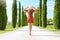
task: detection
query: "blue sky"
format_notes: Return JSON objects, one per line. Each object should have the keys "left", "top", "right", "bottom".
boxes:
{"left": 6, "top": 0, "right": 54, "bottom": 22}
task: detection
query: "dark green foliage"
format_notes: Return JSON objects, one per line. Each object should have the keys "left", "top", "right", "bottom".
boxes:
{"left": 18, "top": 2, "right": 21, "bottom": 27}
{"left": 42, "top": 0, "right": 47, "bottom": 28}
{"left": 34, "top": 7, "right": 39, "bottom": 26}
{"left": 54, "top": 0, "right": 60, "bottom": 29}
{"left": 0, "top": 0, "right": 7, "bottom": 30}
{"left": 39, "top": 0, "right": 42, "bottom": 27}
{"left": 12, "top": 0, "right": 17, "bottom": 28}
{"left": 22, "top": 7, "right": 27, "bottom": 26}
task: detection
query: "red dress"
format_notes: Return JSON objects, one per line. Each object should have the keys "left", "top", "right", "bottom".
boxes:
{"left": 25, "top": 9, "right": 35, "bottom": 23}
{"left": 27, "top": 15, "right": 34, "bottom": 23}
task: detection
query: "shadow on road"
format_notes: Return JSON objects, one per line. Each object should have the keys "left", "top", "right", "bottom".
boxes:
{"left": 31, "top": 34, "right": 60, "bottom": 37}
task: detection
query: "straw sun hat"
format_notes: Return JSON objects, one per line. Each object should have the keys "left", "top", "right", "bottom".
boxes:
{"left": 26, "top": 5, "right": 35, "bottom": 10}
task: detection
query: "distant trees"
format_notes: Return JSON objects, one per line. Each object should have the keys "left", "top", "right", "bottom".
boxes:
{"left": 54, "top": 0, "right": 60, "bottom": 29}
{"left": 18, "top": 2, "right": 21, "bottom": 27}
{"left": 34, "top": 0, "right": 47, "bottom": 27}
{"left": 12, "top": 0, "right": 17, "bottom": 28}
{"left": 47, "top": 18, "right": 53, "bottom": 25}
{"left": 34, "top": 0, "right": 42, "bottom": 26}
{"left": 34, "top": 7, "right": 39, "bottom": 26}
{"left": 0, "top": 0, "right": 7, "bottom": 30}
{"left": 22, "top": 7, "right": 27, "bottom": 26}
{"left": 42, "top": 0, "right": 47, "bottom": 28}
{"left": 1, "top": 0, "right": 60, "bottom": 30}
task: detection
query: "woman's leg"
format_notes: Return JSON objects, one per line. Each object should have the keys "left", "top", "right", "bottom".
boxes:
{"left": 29, "top": 23, "right": 33, "bottom": 35}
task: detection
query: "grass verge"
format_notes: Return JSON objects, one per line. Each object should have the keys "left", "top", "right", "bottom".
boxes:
{"left": 39, "top": 25, "right": 60, "bottom": 34}
{"left": 0, "top": 25, "right": 21, "bottom": 34}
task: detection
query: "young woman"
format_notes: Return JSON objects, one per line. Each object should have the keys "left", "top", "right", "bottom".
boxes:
{"left": 24, "top": 6, "right": 37, "bottom": 35}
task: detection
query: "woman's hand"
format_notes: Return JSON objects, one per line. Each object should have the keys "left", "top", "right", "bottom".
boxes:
{"left": 24, "top": 7, "right": 29, "bottom": 12}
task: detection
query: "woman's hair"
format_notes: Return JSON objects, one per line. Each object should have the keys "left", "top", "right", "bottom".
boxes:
{"left": 28, "top": 9, "right": 33, "bottom": 15}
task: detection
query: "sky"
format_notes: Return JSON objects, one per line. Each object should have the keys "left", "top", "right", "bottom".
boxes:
{"left": 6, "top": 0, "right": 54, "bottom": 22}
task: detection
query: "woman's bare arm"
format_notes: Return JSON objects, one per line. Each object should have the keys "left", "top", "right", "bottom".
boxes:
{"left": 33, "top": 7, "right": 38, "bottom": 12}
{"left": 24, "top": 7, "right": 29, "bottom": 12}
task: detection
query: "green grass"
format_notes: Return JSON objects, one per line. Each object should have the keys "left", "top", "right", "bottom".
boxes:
{"left": 39, "top": 25, "right": 60, "bottom": 34}
{"left": 46, "top": 25, "right": 55, "bottom": 30}
{"left": 0, "top": 25, "right": 21, "bottom": 34}
{"left": 47, "top": 25, "right": 60, "bottom": 34}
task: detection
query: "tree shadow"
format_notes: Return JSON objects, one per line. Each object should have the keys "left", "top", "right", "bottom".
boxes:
{"left": 4, "top": 30, "right": 28, "bottom": 32}
{"left": 31, "top": 34, "right": 60, "bottom": 37}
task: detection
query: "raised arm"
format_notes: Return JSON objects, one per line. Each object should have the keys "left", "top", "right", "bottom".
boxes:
{"left": 24, "top": 7, "right": 28, "bottom": 12}
{"left": 33, "top": 7, "right": 38, "bottom": 12}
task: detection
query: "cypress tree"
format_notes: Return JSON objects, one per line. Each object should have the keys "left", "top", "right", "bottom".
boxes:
{"left": 54, "top": 0, "right": 60, "bottom": 29}
{"left": 22, "top": 6, "right": 27, "bottom": 26}
{"left": 0, "top": 0, "right": 7, "bottom": 30}
{"left": 18, "top": 2, "right": 21, "bottom": 27}
{"left": 39, "top": 0, "right": 42, "bottom": 27}
{"left": 42, "top": 0, "right": 47, "bottom": 28}
{"left": 12, "top": 0, "right": 17, "bottom": 28}
{"left": 34, "top": 7, "right": 39, "bottom": 26}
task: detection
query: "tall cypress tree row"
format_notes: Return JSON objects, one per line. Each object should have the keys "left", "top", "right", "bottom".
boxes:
{"left": 39, "top": 0, "right": 42, "bottom": 27}
{"left": 54, "top": 0, "right": 60, "bottom": 29}
{"left": 12, "top": 0, "right": 17, "bottom": 28}
{"left": 42, "top": 0, "right": 47, "bottom": 28}
{"left": 34, "top": 7, "right": 39, "bottom": 26}
{"left": 22, "top": 6, "right": 27, "bottom": 26}
{"left": 0, "top": 0, "right": 7, "bottom": 30}
{"left": 18, "top": 2, "right": 21, "bottom": 27}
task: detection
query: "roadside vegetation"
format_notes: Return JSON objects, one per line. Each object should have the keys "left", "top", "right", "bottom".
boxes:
{"left": 0, "top": 25, "right": 21, "bottom": 34}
